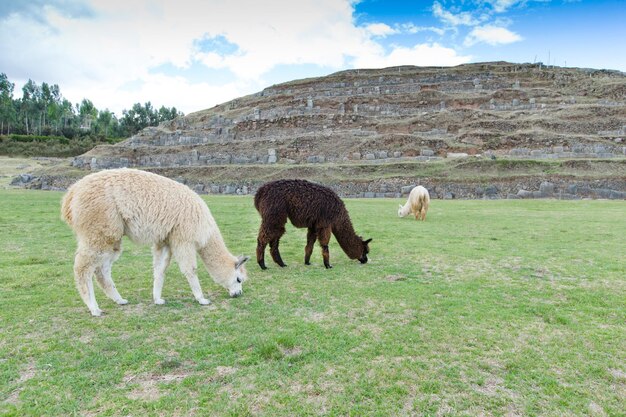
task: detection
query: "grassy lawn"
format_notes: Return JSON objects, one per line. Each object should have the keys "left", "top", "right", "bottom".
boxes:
{"left": 1, "top": 190, "right": 624, "bottom": 416}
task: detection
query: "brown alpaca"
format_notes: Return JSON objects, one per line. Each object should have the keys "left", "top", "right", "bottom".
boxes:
{"left": 254, "top": 179, "right": 372, "bottom": 269}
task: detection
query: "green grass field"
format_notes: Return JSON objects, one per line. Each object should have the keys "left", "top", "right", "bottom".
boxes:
{"left": 1, "top": 190, "right": 624, "bottom": 416}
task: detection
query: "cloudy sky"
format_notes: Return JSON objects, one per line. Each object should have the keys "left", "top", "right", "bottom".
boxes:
{"left": 1, "top": 0, "right": 624, "bottom": 116}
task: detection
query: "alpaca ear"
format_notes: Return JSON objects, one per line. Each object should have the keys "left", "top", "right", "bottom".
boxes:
{"left": 364, "top": 238, "right": 372, "bottom": 244}
{"left": 235, "top": 255, "right": 250, "bottom": 269}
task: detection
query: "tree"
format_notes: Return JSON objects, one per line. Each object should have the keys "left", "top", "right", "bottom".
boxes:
{"left": 97, "top": 109, "right": 116, "bottom": 137}
{"left": 77, "top": 98, "right": 98, "bottom": 131}
{"left": 21, "top": 79, "right": 41, "bottom": 134}
{"left": 0, "top": 73, "right": 16, "bottom": 134}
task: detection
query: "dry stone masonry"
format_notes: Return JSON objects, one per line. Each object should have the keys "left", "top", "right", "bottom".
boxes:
{"left": 53, "top": 62, "right": 626, "bottom": 199}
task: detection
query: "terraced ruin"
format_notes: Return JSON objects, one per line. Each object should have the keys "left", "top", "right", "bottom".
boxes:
{"left": 25, "top": 61, "right": 626, "bottom": 199}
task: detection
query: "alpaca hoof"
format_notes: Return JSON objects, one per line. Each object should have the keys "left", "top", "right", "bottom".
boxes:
{"left": 154, "top": 298, "right": 166, "bottom": 305}
{"left": 279, "top": 263, "right": 287, "bottom": 268}
{"left": 117, "top": 298, "right": 129, "bottom": 305}
{"left": 325, "top": 264, "right": 333, "bottom": 269}
{"left": 198, "top": 298, "right": 211, "bottom": 305}
{"left": 90, "top": 308, "right": 103, "bottom": 317}
{"left": 305, "top": 261, "right": 311, "bottom": 265}
{"left": 259, "top": 265, "right": 267, "bottom": 270}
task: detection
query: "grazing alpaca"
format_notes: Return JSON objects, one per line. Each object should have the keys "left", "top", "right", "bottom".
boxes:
{"left": 254, "top": 179, "right": 371, "bottom": 269}
{"left": 61, "top": 168, "right": 249, "bottom": 316}
{"left": 398, "top": 185, "right": 430, "bottom": 221}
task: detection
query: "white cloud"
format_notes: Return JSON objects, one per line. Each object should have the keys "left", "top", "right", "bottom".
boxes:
{"left": 0, "top": 0, "right": 382, "bottom": 114}
{"left": 364, "top": 23, "right": 398, "bottom": 37}
{"left": 482, "top": 0, "right": 525, "bottom": 13}
{"left": 464, "top": 25, "right": 523, "bottom": 46}
{"left": 352, "top": 43, "right": 471, "bottom": 69}
{"left": 432, "top": 1, "right": 481, "bottom": 26}
{"left": 0, "top": 0, "right": 476, "bottom": 115}
{"left": 400, "top": 23, "right": 446, "bottom": 36}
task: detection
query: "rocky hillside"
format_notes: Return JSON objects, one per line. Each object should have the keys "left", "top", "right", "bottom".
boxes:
{"left": 28, "top": 62, "right": 626, "bottom": 199}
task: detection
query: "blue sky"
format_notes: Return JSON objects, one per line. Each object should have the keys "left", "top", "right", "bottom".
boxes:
{"left": 1, "top": 0, "right": 624, "bottom": 116}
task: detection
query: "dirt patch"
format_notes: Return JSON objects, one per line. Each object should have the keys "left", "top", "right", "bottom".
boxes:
{"left": 4, "top": 360, "right": 37, "bottom": 405}
{"left": 122, "top": 369, "right": 194, "bottom": 401}
{"left": 609, "top": 368, "right": 626, "bottom": 380}
{"left": 279, "top": 346, "right": 303, "bottom": 357}
{"left": 385, "top": 274, "right": 407, "bottom": 282}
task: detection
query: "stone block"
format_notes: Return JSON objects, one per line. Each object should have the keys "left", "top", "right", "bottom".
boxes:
{"left": 517, "top": 189, "right": 533, "bottom": 198}
{"left": 447, "top": 152, "right": 468, "bottom": 158}
{"left": 401, "top": 185, "right": 415, "bottom": 194}
{"left": 421, "top": 149, "right": 434, "bottom": 157}
{"left": 552, "top": 146, "right": 564, "bottom": 153}
{"left": 210, "top": 185, "right": 220, "bottom": 194}
{"left": 364, "top": 192, "right": 375, "bottom": 198}
{"left": 393, "top": 151, "right": 402, "bottom": 158}
{"left": 507, "top": 194, "right": 520, "bottom": 199}
{"left": 268, "top": 155, "right": 277, "bottom": 164}
{"left": 365, "top": 153, "right": 375, "bottom": 160}
{"left": 307, "top": 156, "right": 318, "bottom": 163}
{"left": 352, "top": 152, "right": 361, "bottom": 160}
{"left": 539, "top": 181, "right": 555, "bottom": 195}
{"left": 224, "top": 185, "right": 236, "bottom": 194}
{"left": 377, "top": 151, "right": 388, "bottom": 159}
{"left": 268, "top": 148, "right": 276, "bottom": 156}
{"left": 485, "top": 185, "right": 498, "bottom": 196}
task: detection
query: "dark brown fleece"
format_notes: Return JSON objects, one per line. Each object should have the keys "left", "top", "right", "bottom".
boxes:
{"left": 254, "top": 179, "right": 371, "bottom": 269}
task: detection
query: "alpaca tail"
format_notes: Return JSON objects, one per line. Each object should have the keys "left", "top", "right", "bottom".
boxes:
{"left": 61, "top": 187, "right": 75, "bottom": 226}
{"left": 253, "top": 187, "right": 265, "bottom": 211}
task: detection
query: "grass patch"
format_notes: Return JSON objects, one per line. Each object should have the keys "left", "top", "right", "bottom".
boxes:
{"left": 0, "top": 190, "right": 624, "bottom": 416}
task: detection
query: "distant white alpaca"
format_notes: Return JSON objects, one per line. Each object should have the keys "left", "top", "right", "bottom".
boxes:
{"left": 398, "top": 185, "right": 430, "bottom": 221}
{"left": 61, "top": 168, "right": 249, "bottom": 316}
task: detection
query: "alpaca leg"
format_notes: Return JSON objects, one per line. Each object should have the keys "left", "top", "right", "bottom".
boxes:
{"left": 256, "top": 237, "right": 268, "bottom": 270}
{"left": 318, "top": 227, "right": 332, "bottom": 269}
{"left": 269, "top": 238, "right": 287, "bottom": 267}
{"left": 257, "top": 216, "right": 287, "bottom": 268}
{"left": 421, "top": 208, "right": 427, "bottom": 221}
{"left": 415, "top": 203, "right": 422, "bottom": 220}
{"left": 94, "top": 242, "right": 127, "bottom": 305}
{"left": 74, "top": 246, "right": 103, "bottom": 316}
{"left": 152, "top": 243, "right": 172, "bottom": 305}
{"left": 173, "top": 244, "right": 209, "bottom": 305}
{"left": 304, "top": 227, "right": 317, "bottom": 265}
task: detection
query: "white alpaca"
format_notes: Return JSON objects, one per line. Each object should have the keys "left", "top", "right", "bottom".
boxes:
{"left": 398, "top": 185, "right": 430, "bottom": 221}
{"left": 61, "top": 168, "right": 249, "bottom": 316}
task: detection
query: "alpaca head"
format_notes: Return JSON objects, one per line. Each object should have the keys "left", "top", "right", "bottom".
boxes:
{"left": 225, "top": 255, "right": 250, "bottom": 297}
{"left": 398, "top": 204, "right": 408, "bottom": 217}
{"left": 358, "top": 238, "right": 372, "bottom": 264}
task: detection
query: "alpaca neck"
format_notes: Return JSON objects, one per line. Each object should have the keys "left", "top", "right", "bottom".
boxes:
{"left": 332, "top": 219, "right": 362, "bottom": 259}
{"left": 198, "top": 231, "right": 236, "bottom": 285}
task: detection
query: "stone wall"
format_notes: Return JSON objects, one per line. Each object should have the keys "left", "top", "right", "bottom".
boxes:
{"left": 16, "top": 174, "right": 624, "bottom": 200}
